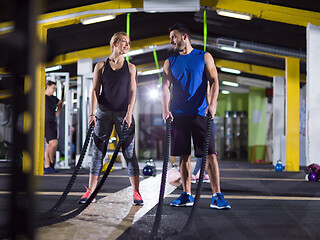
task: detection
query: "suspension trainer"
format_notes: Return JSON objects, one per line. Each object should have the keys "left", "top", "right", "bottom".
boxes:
{"left": 182, "top": 113, "right": 212, "bottom": 231}
{"left": 150, "top": 118, "right": 171, "bottom": 238}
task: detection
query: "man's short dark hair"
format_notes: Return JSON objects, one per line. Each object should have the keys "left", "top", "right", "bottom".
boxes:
{"left": 169, "top": 23, "right": 191, "bottom": 39}
{"left": 46, "top": 80, "right": 56, "bottom": 86}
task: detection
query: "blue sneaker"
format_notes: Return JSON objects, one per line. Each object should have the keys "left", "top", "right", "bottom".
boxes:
{"left": 210, "top": 193, "right": 231, "bottom": 209}
{"left": 170, "top": 192, "right": 194, "bottom": 207}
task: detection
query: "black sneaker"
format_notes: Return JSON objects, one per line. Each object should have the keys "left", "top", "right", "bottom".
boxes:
{"left": 50, "top": 162, "right": 55, "bottom": 169}
{"left": 44, "top": 166, "right": 57, "bottom": 174}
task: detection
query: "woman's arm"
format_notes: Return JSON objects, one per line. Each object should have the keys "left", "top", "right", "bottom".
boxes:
{"left": 88, "top": 61, "right": 104, "bottom": 127}
{"left": 123, "top": 61, "right": 137, "bottom": 128}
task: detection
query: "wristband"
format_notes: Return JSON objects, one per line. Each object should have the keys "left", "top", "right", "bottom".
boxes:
{"left": 89, "top": 114, "right": 95, "bottom": 117}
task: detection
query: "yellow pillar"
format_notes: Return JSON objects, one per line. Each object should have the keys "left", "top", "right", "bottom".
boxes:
{"left": 22, "top": 76, "right": 33, "bottom": 173}
{"left": 33, "top": 26, "right": 47, "bottom": 175}
{"left": 285, "top": 57, "right": 300, "bottom": 171}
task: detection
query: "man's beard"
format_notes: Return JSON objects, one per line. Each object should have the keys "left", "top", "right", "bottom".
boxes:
{"left": 173, "top": 41, "right": 184, "bottom": 52}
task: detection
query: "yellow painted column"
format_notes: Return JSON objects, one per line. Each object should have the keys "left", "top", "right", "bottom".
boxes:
{"left": 285, "top": 57, "right": 300, "bottom": 171}
{"left": 33, "top": 26, "right": 47, "bottom": 175}
{"left": 22, "top": 76, "right": 33, "bottom": 173}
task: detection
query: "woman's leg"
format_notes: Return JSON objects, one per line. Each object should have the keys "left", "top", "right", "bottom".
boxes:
{"left": 114, "top": 113, "right": 143, "bottom": 204}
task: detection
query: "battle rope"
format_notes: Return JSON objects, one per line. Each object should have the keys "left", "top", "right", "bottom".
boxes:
{"left": 0, "top": 124, "right": 128, "bottom": 239}
{"left": 150, "top": 118, "right": 171, "bottom": 238}
{"left": 36, "top": 124, "right": 129, "bottom": 228}
{"left": 0, "top": 124, "right": 95, "bottom": 239}
{"left": 182, "top": 113, "right": 212, "bottom": 231}
{"left": 38, "top": 123, "right": 94, "bottom": 220}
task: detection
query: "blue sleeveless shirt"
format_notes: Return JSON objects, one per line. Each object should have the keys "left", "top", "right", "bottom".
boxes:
{"left": 168, "top": 49, "right": 208, "bottom": 116}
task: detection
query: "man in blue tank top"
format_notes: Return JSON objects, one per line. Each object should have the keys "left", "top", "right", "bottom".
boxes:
{"left": 162, "top": 23, "right": 231, "bottom": 209}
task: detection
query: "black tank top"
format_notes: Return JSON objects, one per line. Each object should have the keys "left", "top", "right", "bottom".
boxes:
{"left": 98, "top": 58, "right": 130, "bottom": 111}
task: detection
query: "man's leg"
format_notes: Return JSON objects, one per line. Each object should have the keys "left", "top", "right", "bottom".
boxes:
{"left": 46, "top": 139, "right": 58, "bottom": 165}
{"left": 206, "top": 153, "right": 220, "bottom": 194}
{"left": 206, "top": 153, "right": 231, "bottom": 209}
{"left": 48, "top": 139, "right": 58, "bottom": 164}
{"left": 180, "top": 155, "right": 192, "bottom": 193}
{"left": 44, "top": 139, "right": 58, "bottom": 173}
{"left": 44, "top": 143, "right": 50, "bottom": 168}
{"left": 170, "top": 155, "right": 194, "bottom": 207}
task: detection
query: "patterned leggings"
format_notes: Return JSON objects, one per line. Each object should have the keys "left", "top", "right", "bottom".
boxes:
{"left": 90, "top": 106, "right": 139, "bottom": 177}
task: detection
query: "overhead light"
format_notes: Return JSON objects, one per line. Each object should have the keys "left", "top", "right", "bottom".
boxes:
{"left": 138, "top": 68, "right": 163, "bottom": 76}
{"left": 222, "top": 81, "right": 239, "bottom": 87}
{"left": 221, "top": 90, "right": 230, "bottom": 94}
{"left": 220, "top": 46, "right": 244, "bottom": 53}
{"left": 81, "top": 14, "right": 116, "bottom": 25}
{"left": 216, "top": 9, "right": 252, "bottom": 20}
{"left": 148, "top": 88, "right": 160, "bottom": 100}
{"left": 220, "top": 67, "right": 241, "bottom": 74}
{"left": 124, "top": 49, "right": 144, "bottom": 57}
{"left": 237, "top": 76, "right": 272, "bottom": 88}
{"left": 222, "top": 85, "right": 249, "bottom": 93}
{"left": 45, "top": 65, "right": 62, "bottom": 72}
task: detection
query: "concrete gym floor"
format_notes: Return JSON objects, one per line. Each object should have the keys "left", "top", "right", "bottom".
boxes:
{"left": 0, "top": 160, "right": 319, "bottom": 240}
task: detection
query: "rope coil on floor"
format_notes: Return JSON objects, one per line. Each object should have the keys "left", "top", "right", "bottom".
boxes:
{"left": 150, "top": 118, "right": 171, "bottom": 238}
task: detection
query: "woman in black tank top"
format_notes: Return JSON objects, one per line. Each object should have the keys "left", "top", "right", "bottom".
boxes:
{"left": 78, "top": 32, "right": 143, "bottom": 206}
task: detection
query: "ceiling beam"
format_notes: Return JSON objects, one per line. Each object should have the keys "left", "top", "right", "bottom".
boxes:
{"left": 204, "top": 0, "right": 320, "bottom": 27}
{"left": 215, "top": 58, "right": 306, "bottom": 82}
{"left": 0, "top": 0, "right": 144, "bottom": 34}
{"left": 48, "top": 35, "right": 169, "bottom": 66}
{"left": 38, "top": 0, "right": 143, "bottom": 29}
{"left": 1, "top": 31, "right": 306, "bottom": 82}
{"left": 47, "top": 34, "right": 306, "bottom": 81}
{"left": 2, "top": 0, "right": 319, "bottom": 34}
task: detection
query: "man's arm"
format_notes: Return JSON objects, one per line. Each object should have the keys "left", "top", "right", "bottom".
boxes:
{"left": 55, "top": 100, "right": 63, "bottom": 117}
{"left": 161, "top": 59, "right": 174, "bottom": 122}
{"left": 204, "top": 52, "right": 219, "bottom": 117}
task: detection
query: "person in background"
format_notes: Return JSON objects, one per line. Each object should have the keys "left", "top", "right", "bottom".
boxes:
{"left": 191, "top": 123, "right": 217, "bottom": 183}
{"left": 191, "top": 158, "right": 210, "bottom": 183}
{"left": 44, "top": 80, "right": 62, "bottom": 174}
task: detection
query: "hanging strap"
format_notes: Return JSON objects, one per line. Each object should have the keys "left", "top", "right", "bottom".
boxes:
{"left": 126, "top": 13, "right": 130, "bottom": 62}
{"left": 203, "top": 10, "right": 207, "bottom": 51}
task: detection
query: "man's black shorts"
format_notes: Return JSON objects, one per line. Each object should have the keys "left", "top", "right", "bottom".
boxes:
{"left": 171, "top": 115, "right": 215, "bottom": 158}
{"left": 45, "top": 121, "right": 57, "bottom": 143}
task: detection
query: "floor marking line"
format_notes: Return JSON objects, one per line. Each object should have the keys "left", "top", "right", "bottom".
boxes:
{"left": 0, "top": 191, "right": 109, "bottom": 196}
{"left": 221, "top": 177, "right": 306, "bottom": 181}
{"left": 169, "top": 194, "right": 320, "bottom": 201}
